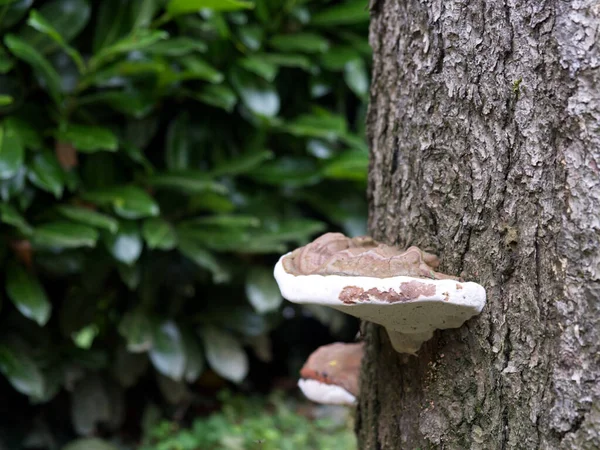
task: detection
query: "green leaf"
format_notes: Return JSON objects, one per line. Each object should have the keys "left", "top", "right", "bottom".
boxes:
{"left": 344, "top": 59, "right": 369, "bottom": 98}
{"left": 193, "top": 84, "right": 237, "bottom": 112}
{"left": 104, "top": 221, "right": 143, "bottom": 265}
{"left": 4, "top": 34, "right": 62, "bottom": 103}
{"left": 78, "top": 90, "right": 155, "bottom": 118}
{"left": 256, "top": 53, "right": 312, "bottom": 70}
{"left": 269, "top": 33, "right": 329, "bottom": 53}
{"left": 58, "top": 124, "right": 118, "bottom": 153}
{"left": 0, "top": 46, "right": 14, "bottom": 73}
{"left": 0, "top": 0, "right": 33, "bottom": 30}
{"left": 245, "top": 267, "right": 282, "bottom": 314}
{"left": 165, "top": 113, "right": 190, "bottom": 171}
{"left": 211, "top": 149, "right": 272, "bottom": 176}
{"left": 312, "top": 0, "right": 370, "bottom": 26}
{"left": 281, "top": 111, "right": 347, "bottom": 140}
{"left": 145, "top": 36, "right": 207, "bottom": 55}
{"left": 21, "top": 0, "right": 91, "bottom": 55}
{"left": 0, "top": 342, "right": 45, "bottom": 399}
{"left": 33, "top": 221, "right": 99, "bottom": 248}
{"left": 5, "top": 116, "right": 44, "bottom": 150}
{"left": 6, "top": 263, "right": 52, "bottom": 326}
{"left": 182, "top": 331, "right": 204, "bottom": 383}
{"left": 258, "top": 218, "right": 326, "bottom": 243}
{"left": 167, "top": 0, "right": 254, "bottom": 16}
{"left": 83, "top": 186, "right": 159, "bottom": 219}
{"left": 62, "top": 438, "right": 119, "bottom": 450}
{"left": 142, "top": 218, "right": 177, "bottom": 250}
{"left": 150, "top": 321, "right": 186, "bottom": 381}
{"left": 175, "top": 55, "right": 223, "bottom": 83}
{"left": 118, "top": 310, "right": 153, "bottom": 353}
{"left": 0, "top": 120, "right": 24, "bottom": 180}
{"left": 320, "top": 46, "right": 361, "bottom": 71}
{"left": 26, "top": 9, "right": 85, "bottom": 72}
{"left": 147, "top": 172, "right": 227, "bottom": 195}
{"left": 56, "top": 205, "right": 119, "bottom": 233}
{"left": 230, "top": 69, "right": 279, "bottom": 118}
{"left": 0, "top": 95, "right": 13, "bottom": 105}
{"left": 178, "top": 239, "right": 230, "bottom": 283}
{"left": 90, "top": 29, "right": 169, "bottom": 69}
{"left": 323, "top": 149, "right": 369, "bottom": 181}
{"left": 201, "top": 325, "right": 248, "bottom": 383}
{"left": 27, "top": 150, "right": 64, "bottom": 198}
{"left": 238, "top": 55, "right": 278, "bottom": 82}
{"left": 184, "top": 215, "right": 260, "bottom": 228}
{"left": 0, "top": 203, "right": 32, "bottom": 234}
{"left": 248, "top": 157, "right": 320, "bottom": 187}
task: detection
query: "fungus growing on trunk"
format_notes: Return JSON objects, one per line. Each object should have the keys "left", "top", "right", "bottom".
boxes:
{"left": 298, "top": 342, "right": 363, "bottom": 405}
{"left": 274, "top": 233, "right": 486, "bottom": 354}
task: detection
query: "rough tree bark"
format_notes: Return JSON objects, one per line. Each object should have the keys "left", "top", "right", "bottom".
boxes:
{"left": 357, "top": 1, "right": 599, "bottom": 449}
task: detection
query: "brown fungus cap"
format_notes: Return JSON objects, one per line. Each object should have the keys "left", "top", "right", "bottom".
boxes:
{"left": 300, "top": 342, "right": 364, "bottom": 397}
{"left": 282, "top": 232, "right": 458, "bottom": 280}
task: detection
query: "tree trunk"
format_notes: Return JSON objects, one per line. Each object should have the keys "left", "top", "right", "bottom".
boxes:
{"left": 358, "top": 1, "right": 600, "bottom": 449}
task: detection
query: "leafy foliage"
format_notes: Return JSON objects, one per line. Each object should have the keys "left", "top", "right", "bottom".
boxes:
{"left": 141, "top": 390, "right": 357, "bottom": 450}
{"left": 0, "top": 0, "right": 369, "bottom": 439}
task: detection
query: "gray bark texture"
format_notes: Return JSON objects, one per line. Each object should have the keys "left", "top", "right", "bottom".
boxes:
{"left": 358, "top": 0, "right": 600, "bottom": 449}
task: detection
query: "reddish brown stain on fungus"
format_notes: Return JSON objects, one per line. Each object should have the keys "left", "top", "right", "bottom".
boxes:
{"left": 456, "top": 284, "right": 463, "bottom": 290}
{"left": 339, "top": 281, "right": 436, "bottom": 304}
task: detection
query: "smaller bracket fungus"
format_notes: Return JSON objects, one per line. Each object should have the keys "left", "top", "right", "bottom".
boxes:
{"left": 274, "top": 233, "right": 486, "bottom": 354}
{"left": 298, "top": 342, "right": 363, "bottom": 406}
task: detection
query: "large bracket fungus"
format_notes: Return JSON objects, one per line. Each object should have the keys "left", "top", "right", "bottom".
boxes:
{"left": 274, "top": 233, "right": 486, "bottom": 354}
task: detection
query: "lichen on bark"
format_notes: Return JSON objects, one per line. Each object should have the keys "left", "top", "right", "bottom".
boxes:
{"left": 358, "top": 1, "right": 600, "bottom": 449}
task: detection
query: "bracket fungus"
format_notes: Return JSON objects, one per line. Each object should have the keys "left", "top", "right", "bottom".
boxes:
{"left": 274, "top": 233, "right": 486, "bottom": 354}
{"left": 298, "top": 342, "right": 363, "bottom": 405}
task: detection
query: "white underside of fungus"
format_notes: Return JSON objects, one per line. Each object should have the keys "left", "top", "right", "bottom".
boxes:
{"left": 274, "top": 255, "right": 486, "bottom": 354}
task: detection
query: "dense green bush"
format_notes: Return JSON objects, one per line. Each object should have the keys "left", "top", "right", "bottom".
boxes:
{"left": 0, "top": 0, "right": 369, "bottom": 440}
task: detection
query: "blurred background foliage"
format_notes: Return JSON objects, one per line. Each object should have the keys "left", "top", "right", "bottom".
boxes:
{"left": 0, "top": 0, "right": 369, "bottom": 447}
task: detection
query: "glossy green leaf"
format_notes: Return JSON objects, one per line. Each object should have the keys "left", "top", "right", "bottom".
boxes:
{"left": 312, "top": 0, "right": 370, "bottom": 26}
{"left": 281, "top": 111, "right": 347, "bottom": 140}
{"left": 248, "top": 157, "right": 320, "bottom": 187}
{"left": 149, "top": 321, "right": 186, "bottom": 381}
{"left": 27, "top": 150, "right": 64, "bottom": 198}
{"left": 90, "top": 29, "right": 168, "bottom": 69}
{"left": 230, "top": 70, "right": 279, "bottom": 118}
{"left": 323, "top": 149, "right": 369, "bottom": 181}
{"left": 4, "top": 34, "right": 62, "bottom": 103}
{"left": 4, "top": 116, "right": 43, "bottom": 150}
{"left": 178, "top": 239, "right": 230, "bottom": 283}
{"left": 6, "top": 263, "right": 52, "bottom": 326}
{"left": 0, "top": 47, "right": 14, "bottom": 73}
{"left": 21, "top": 0, "right": 91, "bottom": 55}
{"left": 56, "top": 205, "right": 119, "bottom": 233}
{"left": 33, "top": 221, "right": 99, "bottom": 248}
{"left": 104, "top": 221, "right": 142, "bottom": 265}
{"left": 0, "top": 120, "right": 24, "bottom": 180}
{"left": 147, "top": 172, "right": 227, "bottom": 194}
{"left": 320, "top": 46, "right": 361, "bottom": 71}
{"left": 182, "top": 330, "right": 204, "bottom": 383}
{"left": 165, "top": 113, "right": 190, "bottom": 171}
{"left": 344, "top": 58, "right": 369, "bottom": 98}
{"left": 269, "top": 33, "right": 329, "bottom": 53}
{"left": 167, "top": 0, "right": 253, "bottom": 16}
{"left": 78, "top": 90, "right": 155, "bottom": 118}
{"left": 0, "top": 203, "right": 31, "bottom": 234}
{"left": 58, "top": 124, "right": 118, "bottom": 153}
{"left": 118, "top": 310, "right": 154, "bottom": 353}
{"left": 145, "top": 36, "right": 207, "bottom": 55}
{"left": 142, "top": 218, "right": 177, "bottom": 250}
{"left": 238, "top": 55, "right": 278, "bottom": 82}
{"left": 245, "top": 267, "right": 282, "bottom": 313}
{"left": 83, "top": 186, "right": 159, "bottom": 219}
{"left": 176, "top": 55, "right": 223, "bottom": 83}
{"left": 0, "top": 95, "right": 12, "bottom": 105}
{"left": 184, "top": 215, "right": 260, "bottom": 228}
{"left": 193, "top": 84, "right": 237, "bottom": 112}
{"left": 0, "top": 342, "right": 45, "bottom": 399}
{"left": 201, "top": 325, "right": 248, "bottom": 383}
{"left": 0, "top": 0, "right": 33, "bottom": 30}
{"left": 257, "top": 53, "right": 312, "bottom": 70}
{"left": 26, "top": 9, "right": 85, "bottom": 71}
{"left": 211, "top": 149, "right": 272, "bottom": 176}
